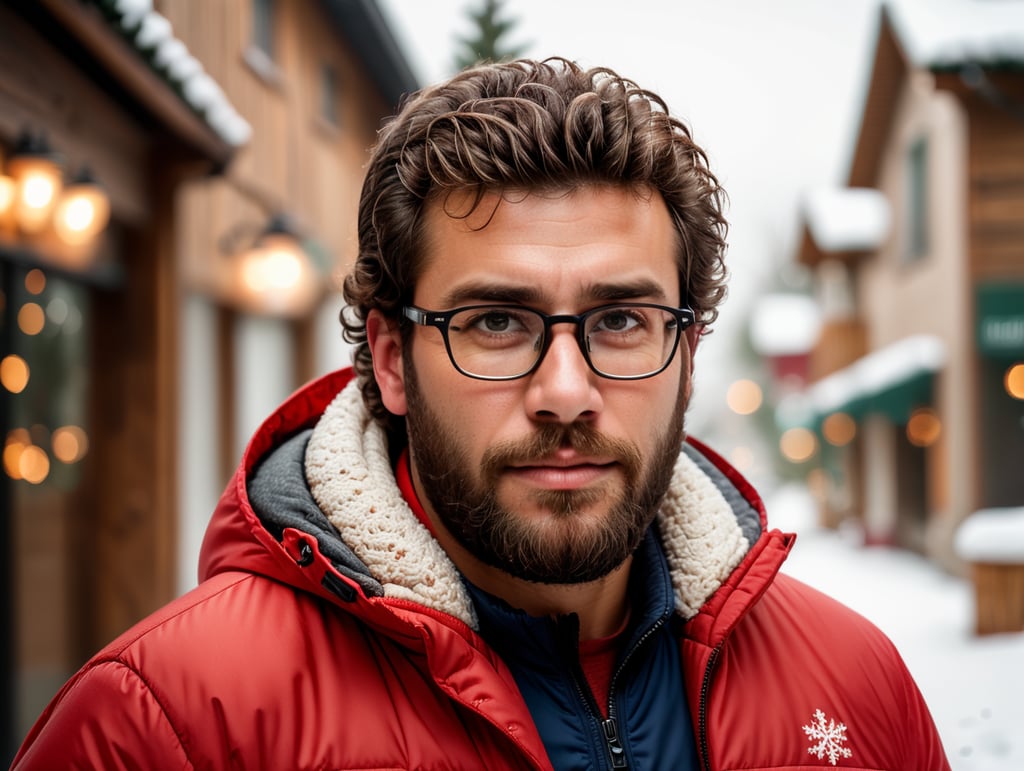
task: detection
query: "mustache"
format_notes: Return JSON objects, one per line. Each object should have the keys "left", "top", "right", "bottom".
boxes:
{"left": 480, "top": 422, "right": 643, "bottom": 482}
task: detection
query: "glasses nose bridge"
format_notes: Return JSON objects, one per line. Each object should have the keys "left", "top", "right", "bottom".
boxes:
{"left": 536, "top": 311, "right": 591, "bottom": 369}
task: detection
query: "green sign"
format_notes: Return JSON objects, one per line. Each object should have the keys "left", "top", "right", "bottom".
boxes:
{"left": 977, "top": 285, "right": 1024, "bottom": 356}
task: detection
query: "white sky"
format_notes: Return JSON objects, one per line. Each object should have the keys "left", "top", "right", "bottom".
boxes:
{"left": 376, "top": 0, "right": 883, "bottom": 460}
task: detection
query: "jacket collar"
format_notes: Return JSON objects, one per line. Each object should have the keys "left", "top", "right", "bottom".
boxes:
{"left": 304, "top": 378, "right": 768, "bottom": 630}
{"left": 201, "top": 368, "right": 793, "bottom": 648}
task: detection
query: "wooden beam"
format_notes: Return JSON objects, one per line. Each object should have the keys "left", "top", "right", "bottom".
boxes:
{"left": 34, "top": 0, "right": 233, "bottom": 168}
{"left": 848, "top": 7, "right": 909, "bottom": 188}
{"left": 216, "top": 306, "right": 237, "bottom": 485}
{"left": 85, "top": 153, "right": 182, "bottom": 650}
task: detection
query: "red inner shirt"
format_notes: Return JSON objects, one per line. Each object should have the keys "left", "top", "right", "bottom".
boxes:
{"left": 394, "top": 448, "right": 626, "bottom": 717}
{"left": 395, "top": 448, "right": 436, "bottom": 536}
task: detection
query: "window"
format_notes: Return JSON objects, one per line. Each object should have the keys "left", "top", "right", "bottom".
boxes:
{"left": 320, "top": 64, "right": 339, "bottom": 126}
{"left": 1, "top": 258, "right": 93, "bottom": 745}
{"left": 905, "top": 136, "right": 929, "bottom": 262}
{"left": 251, "top": 0, "right": 276, "bottom": 60}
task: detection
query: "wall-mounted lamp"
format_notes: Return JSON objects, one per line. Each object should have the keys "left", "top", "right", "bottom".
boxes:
{"left": 220, "top": 213, "right": 323, "bottom": 318}
{"left": 0, "top": 130, "right": 112, "bottom": 262}
{"left": 5, "top": 131, "right": 64, "bottom": 234}
{"left": 53, "top": 167, "right": 111, "bottom": 246}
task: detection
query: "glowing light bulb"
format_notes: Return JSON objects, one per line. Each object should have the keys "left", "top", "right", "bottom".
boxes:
{"left": 54, "top": 179, "right": 110, "bottom": 245}
{"left": 13, "top": 163, "right": 62, "bottom": 233}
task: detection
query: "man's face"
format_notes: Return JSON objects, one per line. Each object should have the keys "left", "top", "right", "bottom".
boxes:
{"left": 373, "top": 185, "right": 699, "bottom": 584}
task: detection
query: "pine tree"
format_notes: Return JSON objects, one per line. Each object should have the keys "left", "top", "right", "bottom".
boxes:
{"left": 454, "top": 0, "right": 526, "bottom": 71}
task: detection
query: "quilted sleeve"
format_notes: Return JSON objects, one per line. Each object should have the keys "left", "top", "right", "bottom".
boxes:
{"left": 11, "top": 659, "right": 192, "bottom": 771}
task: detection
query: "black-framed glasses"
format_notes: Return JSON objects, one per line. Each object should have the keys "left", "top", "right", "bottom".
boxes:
{"left": 402, "top": 303, "right": 696, "bottom": 381}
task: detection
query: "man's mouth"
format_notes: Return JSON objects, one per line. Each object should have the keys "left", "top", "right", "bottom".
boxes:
{"left": 505, "top": 456, "right": 619, "bottom": 490}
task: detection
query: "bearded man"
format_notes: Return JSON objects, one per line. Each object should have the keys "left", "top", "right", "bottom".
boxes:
{"left": 13, "top": 58, "right": 950, "bottom": 771}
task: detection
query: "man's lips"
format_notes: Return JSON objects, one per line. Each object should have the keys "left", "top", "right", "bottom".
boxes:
{"left": 504, "top": 456, "right": 619, "bottom": 490}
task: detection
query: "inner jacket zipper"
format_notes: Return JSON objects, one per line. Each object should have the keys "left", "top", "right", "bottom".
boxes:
{"left": 562, "top": 615, "right": 668, "bottom": 770}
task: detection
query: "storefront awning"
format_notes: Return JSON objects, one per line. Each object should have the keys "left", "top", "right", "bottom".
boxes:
{"left": 804, "top": 335, "right": 946, "bottom": 426}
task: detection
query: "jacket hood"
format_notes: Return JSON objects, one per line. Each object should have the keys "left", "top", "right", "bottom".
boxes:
{"left": 199, "top": 368, "right": 793, "bottom": 644}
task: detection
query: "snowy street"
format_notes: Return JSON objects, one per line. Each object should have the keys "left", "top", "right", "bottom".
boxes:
{"left": 770, "top": 486, "right": 1024, "bottom": 770}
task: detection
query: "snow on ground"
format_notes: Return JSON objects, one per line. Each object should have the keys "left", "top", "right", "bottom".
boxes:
{"left": 766, "top": 484, "right": 1024, "bottom": 771}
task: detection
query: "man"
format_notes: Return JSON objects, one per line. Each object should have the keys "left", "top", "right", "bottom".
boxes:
{"left": 14, "top": 58, "right": 949, "bottom": 770}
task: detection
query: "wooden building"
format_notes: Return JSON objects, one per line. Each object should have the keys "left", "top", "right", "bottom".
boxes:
{"left": 0, "top": 0, "right": 416, "bottom": 758}
{"left": 790, "top": 2, "right": 1024, "bottom": 569}
{"left": 157, "top": 0, "right": 418, "bottom": 599}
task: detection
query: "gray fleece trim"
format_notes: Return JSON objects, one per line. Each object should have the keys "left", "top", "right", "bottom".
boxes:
{"left": 681, "top": 443, "right": 762, "bottom": 547}
{"left": 248, "top": 429, "right": 385, "bottom": 599}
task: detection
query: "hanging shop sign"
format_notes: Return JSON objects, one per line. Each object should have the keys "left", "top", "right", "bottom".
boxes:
{"left": 977, "top": 285, "right": 1024, "bottom": 356}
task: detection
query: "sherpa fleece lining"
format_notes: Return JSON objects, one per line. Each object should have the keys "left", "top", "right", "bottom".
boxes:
{"left": 304, "top": 380, "right": 751, "bottom": 630}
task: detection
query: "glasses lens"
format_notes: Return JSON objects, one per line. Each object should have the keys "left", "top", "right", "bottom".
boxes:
{"left": 584, "top": 305, "right": 680, "bottom": 378}
{"left": 447, "top": 306, "right": 545, "bottom": 378}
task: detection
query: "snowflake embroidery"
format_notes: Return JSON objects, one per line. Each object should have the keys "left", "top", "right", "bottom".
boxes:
{"left": 802, "top": 708, "right": 853, "bottom": 766}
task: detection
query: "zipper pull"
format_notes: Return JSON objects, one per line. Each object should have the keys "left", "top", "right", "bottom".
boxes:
{"left": 602, "top": 717, "right": 628, "bottom": 768}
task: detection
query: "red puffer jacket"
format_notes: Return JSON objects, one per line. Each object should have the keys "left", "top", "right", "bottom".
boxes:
{"left": 13, "top": 368, "right": 950, "bottom": 770}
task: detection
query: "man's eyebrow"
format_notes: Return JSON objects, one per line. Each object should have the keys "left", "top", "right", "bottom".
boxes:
{"left": 440, "top": 282, "right": 542, "bottom": 307}
{"left": 439, "top": 278, "right": 669, "bottom": 308}
{"left": 584, "top": 280, "right": 669, "bottom": 303}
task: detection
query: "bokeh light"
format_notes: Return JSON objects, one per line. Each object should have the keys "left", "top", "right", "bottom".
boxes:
{"left": 726, "top": 378, "right": 763, "bottom": 415}
{"left": 822, "top": 412, "right": 857, "bottom": 447}
{"left": 1, "top": 355, "right": 29, "bottom": 393}
{"left": 52, "top": 425, "right": 89, "bottom": 464}
{"left": 25, "top": 268, "right": 46, "bottom": 295}
{"left": 18, "top": 302, "right": 45, "bottom": 335}
{"left": 780, "top": 427, "right": 817, "bottom": 463}
{"left": 3, "top": 429, "right": 30, "bottom": 480}
{"left": 1005, "top": 363, "right": 1024, "bottom": 401}
{"left": 19, "top": 444, "right": 50, "bottom": 484}
{"left": 906, "top": 407, "right": 942, "bottom": 448}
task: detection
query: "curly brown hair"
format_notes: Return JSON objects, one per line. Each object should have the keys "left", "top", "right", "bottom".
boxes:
{"left": 342, "top": 57, "right": 728, "bottom": 435}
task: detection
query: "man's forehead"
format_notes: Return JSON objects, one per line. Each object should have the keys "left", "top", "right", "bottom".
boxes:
{"left": 424, "top": 184, "right": 658, "bottom": 230}
{"left": 414, "top": 185, "right": 681, "bottom": 308}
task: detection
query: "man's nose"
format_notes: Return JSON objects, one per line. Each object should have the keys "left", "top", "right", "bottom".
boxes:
{"left": 523, "top": 327, "right": 603, "bottom": 424}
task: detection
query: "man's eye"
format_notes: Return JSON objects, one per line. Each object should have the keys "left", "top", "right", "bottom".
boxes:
{"left": 594, "top": 310, "right": 642, "bottom": 333}
{"left": 479, "top": 312, "right": 515, "bottom": 332}
{"left": 455, "top": 310, "right": 528, "bottom": 335}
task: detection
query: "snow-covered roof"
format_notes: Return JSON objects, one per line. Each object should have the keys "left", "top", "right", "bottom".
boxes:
{"left": 955, "top": 507, "right": 1024, "bottom": 562}
{"left": 749, "top": 294, "right": 822, "bottom": 356}
{"left": 888, "top": 0, "right": 1024, "bottom": 69}
{"left": 807, "top": 334, "right": 946, "bottom": 415}
{"left": 803, "top": 187, "right": 892, "bottom": 253}
{"left": 100, "top": 0, "right": 252, "bottom": 147}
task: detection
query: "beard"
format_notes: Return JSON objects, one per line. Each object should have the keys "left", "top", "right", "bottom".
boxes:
{"left": 403, "top": 359, "right": 687, "bottom": 585}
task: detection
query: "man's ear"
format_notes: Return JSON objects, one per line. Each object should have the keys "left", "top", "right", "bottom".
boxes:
{"left": 684, "top": 323, "right": 703, "bottom": 372}
{"left": 679, "top": 323, "right": 702, "bottom": 405}
{"left": 366, "top": 309, "right": 408, "bottom": 416}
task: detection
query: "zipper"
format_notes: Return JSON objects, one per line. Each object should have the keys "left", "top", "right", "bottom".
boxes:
{"left": 697, "top": 644, "right": 723, "bottom": 771}
{"left": 563, "top": 614, "right": 670, "bottom": 770}
{"left": 602, "top": 616, "right": 667, "bottom": 769}
{"left": 558, "top": 616, "right": 629, "bottom": 770}
{"left": 601, "top": 717, "right": 628, "bottom": 768}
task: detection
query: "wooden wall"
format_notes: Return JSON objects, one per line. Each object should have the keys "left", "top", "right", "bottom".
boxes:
{"left": 156, "top": 0, "right": 394, "bottom": 296}
{"left": 963, "top": 76, "right": 1024, "bottom": 282}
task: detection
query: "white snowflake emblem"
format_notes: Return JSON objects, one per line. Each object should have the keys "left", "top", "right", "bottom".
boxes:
{"left": 802, "top": 708, "right": 853, "bottom": 766}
